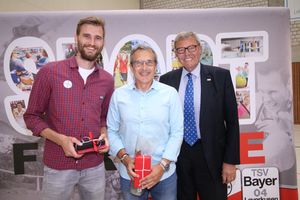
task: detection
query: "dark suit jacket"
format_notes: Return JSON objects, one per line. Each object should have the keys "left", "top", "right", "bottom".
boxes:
{"left": 159, "top": 64, "right": 240, "bottom": 180}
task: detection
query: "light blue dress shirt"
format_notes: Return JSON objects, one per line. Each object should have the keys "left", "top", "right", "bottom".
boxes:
{"left": 107, "top": 80, "right": 183, "bottom": 181}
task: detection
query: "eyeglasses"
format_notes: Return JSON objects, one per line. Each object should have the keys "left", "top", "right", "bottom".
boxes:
{"left": 131, "top": 59, "right": 156, "bottom": 68}
{"left": 175, "top": 44, "right": 199, "bottom": 54}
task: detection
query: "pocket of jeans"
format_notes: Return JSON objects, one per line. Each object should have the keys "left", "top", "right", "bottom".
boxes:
{"left": 43, "top": 165, "right": 59, "bottom": 175}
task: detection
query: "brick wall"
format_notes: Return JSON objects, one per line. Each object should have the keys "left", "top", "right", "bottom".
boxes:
{"left": 141, "top": 0, "right": 268, "bottom": 9}
{"left": 291, "top": 20, "right": 300, "bottom": 47}
{"left": 141, "top": 0, "right": 300, "bottom": 51}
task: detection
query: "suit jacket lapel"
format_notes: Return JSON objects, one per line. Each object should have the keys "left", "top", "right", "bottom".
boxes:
{"left": 173, "top": 68, "right": 183, "bottom": 91}
{"left": 200, "top": 64, "right": 215, "bottom": 136}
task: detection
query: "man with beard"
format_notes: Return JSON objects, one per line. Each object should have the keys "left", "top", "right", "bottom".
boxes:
{"left": 24, "top": 16, "right": 114, "bottom": 200}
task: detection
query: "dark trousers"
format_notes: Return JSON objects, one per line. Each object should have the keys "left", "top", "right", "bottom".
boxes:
{"left": 176, "top": 140, "right": 227, "bottom": 200}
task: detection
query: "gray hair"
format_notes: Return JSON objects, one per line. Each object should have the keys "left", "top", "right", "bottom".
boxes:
{"left": 174, "top": 31, "right": 201, "bottom": 48}
{"left": 130, "top": 45, "right": 157, "bottom": 64}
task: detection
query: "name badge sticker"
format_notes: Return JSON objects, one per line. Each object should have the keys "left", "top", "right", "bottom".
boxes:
{"left": 63, "top": 80, "right": 72, "bottom": 89}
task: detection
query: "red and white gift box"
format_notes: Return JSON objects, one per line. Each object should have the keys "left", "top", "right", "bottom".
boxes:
{"left": 133, "top": 155, "right": 152, "bottom": 188}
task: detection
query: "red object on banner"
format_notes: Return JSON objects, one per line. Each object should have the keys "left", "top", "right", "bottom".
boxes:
{"left": 240, "top": 132, "right": 265, "bottom": 164}
{"left": 228, "top": 191, "right": 242, "bottom": 200}
{"left": 280, "top": 188, "right": 298, "bottom": 200}
{"left": 133, "top": 155, "right": 151, "bottom": 188}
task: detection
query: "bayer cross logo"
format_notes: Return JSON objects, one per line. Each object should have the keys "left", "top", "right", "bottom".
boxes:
{"left": 227, "top": 169, "right": 242, "bottom": 197}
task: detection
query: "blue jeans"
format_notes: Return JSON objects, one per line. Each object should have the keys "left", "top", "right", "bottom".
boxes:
{"left": 120, "top": 172, "right": 177, "bottom": 200}
{"left": 42, "top": 162, "right": 105, "bottom": 200}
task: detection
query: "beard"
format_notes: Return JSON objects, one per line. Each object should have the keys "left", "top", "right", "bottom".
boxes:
{"left": 77, "top": 41, "right": 102, "bottom": 62}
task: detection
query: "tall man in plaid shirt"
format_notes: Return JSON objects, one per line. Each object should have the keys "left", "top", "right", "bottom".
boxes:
{"left": 24, "top": 16, "right": 114, "bottom": 200}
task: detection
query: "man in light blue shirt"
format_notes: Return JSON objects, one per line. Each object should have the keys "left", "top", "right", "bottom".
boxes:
{"left": 107, "top": 45, "right": 183, "bottom": 200}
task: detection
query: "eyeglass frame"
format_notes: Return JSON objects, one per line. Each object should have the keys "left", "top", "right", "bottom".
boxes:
{"left": 174, "top": 44, "right": 200, "bottom": 54}
{"left": 131, "top": 59, "right": 157, "bottom": 68}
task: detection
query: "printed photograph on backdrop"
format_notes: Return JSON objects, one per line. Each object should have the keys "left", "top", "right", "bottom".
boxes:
{"left": 4, "top": 36, "right": 55, "bottom": 95}
{"left": 112, "top": 35, "right": 162, "bottom": 88}
{"left": 236, "top": 90, "right": 250, "bottom": 119}
{"left": 255, "top": 70, "right": 296, "bottom": 176}
{"left": 221, "top": 36, "right": 263, "bottom": 59}
{"left": 113, "top": 41, "right": 132, "bottom": 88}
{"left": 10, "top": 100, "right": 27, "bottom": 129}
{"left": 56, "top": 37, "right": 76, "bottom": 61}
{"left": 230, "top": 60, "right": 256, "bottom": 125}
{"left": 235, "top": 62, "right": 249, "bottom": 89}
{"left": 9, "top": 47, "right": 50, "bottom": 92}
{"left": 62, "top": 43, "right": 76, "bottom": 59}
{"left": 170, "top": 39, "right": 183, "bottom": 69}
{"left": 216, "top": 31, "right": 268, "bottom": 62}
{"left": 4, "top": 95, "right": 32, "bottom": 136}
{"left": 200, "top": 40, "right": 213, "bottom": 65}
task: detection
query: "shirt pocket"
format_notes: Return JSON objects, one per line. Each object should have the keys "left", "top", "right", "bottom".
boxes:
{"left": 86, "top": 92, "right": 106, "bottom": 116}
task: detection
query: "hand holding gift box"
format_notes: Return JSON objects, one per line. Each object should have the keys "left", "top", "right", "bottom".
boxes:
{"left": 133, "top": 154, "right": 152, "bottom": 188}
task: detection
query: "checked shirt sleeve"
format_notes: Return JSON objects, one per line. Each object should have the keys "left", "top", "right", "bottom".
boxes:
{"left": 24, "top": 66, "right": 52, "bottom": 137}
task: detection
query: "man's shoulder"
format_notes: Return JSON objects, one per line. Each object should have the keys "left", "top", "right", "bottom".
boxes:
{"left": 161, "top": 68, "right": 182, "bottom": 77}
{"left": 159, "top": 68, "right": 182, "bottom": 84}
{"left": 155, "top": 81, "right": 179, "bottom": 97}
{"left": 36, "top": 58, "right": 75, "bottom": 79}
{"left": 42, "top": 58, "right": 70, "bottom": 69}
{"left": 156, "top": 80, "right": 175, "bottom": 90}
{"left": 111, "top": 84, "right": 131, "bottom": 98}
{"left": 201, "top": 64, "right": 229, "bottom": 76}
{"left": 99, "top": 67, "right": 113, "bottom": 80}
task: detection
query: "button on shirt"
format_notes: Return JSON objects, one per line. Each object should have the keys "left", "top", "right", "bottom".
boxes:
{"left": 24, "top": 56, "right": 114, "bottom": 170}
{"left": 107, "top": 81, "right": 183, "bottom": 181}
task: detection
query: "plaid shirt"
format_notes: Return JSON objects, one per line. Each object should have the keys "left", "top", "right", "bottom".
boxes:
{"left": 24, "top": 56, "right": 114, "bottom": 170}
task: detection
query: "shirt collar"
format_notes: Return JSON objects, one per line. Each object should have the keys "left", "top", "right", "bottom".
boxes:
{"left": 68, "top": 56, "right": 100, "bottom": 72}
{"left": 129, "top": 80, "right": 158, "bottom": 92}
{"left": 182, "top": 63, "right": 201, "bottom": 78}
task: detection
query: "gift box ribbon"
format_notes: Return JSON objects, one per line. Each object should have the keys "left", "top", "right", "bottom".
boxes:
{"left": 133, "top": 155, "right": 151, "bottom": 188}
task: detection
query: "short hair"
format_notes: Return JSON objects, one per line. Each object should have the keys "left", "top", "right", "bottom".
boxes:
{"left": 130, "top": 45, "right": 157, "bottom": 64}
{"left": 174, "top": 31, "right": 201, "bottom": 48}
{"left": 76, "top": 16, "right": 105, "bottom": 38}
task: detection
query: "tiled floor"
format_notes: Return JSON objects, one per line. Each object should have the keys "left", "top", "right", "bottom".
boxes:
{"left": 295, "top": 125, "right": 300, "bottom": 194}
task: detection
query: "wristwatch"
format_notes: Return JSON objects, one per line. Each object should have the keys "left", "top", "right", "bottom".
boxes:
{"left": 120, "top": 153, "right": 129, "bottom": 164}
{"left": 160, "top": 160, "right": 170, "bottom": 172}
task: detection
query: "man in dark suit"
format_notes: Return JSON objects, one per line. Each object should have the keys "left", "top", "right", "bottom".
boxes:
{"left": 159, "top": 32, "right": 240, "bottom": 200}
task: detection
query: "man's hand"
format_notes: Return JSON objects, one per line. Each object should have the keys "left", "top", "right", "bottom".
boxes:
{"left": 60, "top": 135, "right": 83, "bottom": 159}
{"left": 222, "top": 162, "right": 237, "bottom": 184}
{"left": 98, "top": 127, "right": 110, "bottom": 154}
{"left": 40, "top": 128, "right": 83, "bottom": 159}
{"left": 123, "top": 155, "right": 139, "bottom": 180}
{"left": 140, "top": 164, "right": 164, "bottom": 189}
{"left": 97, "top": 135, "right": 109, "bottom": 154}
